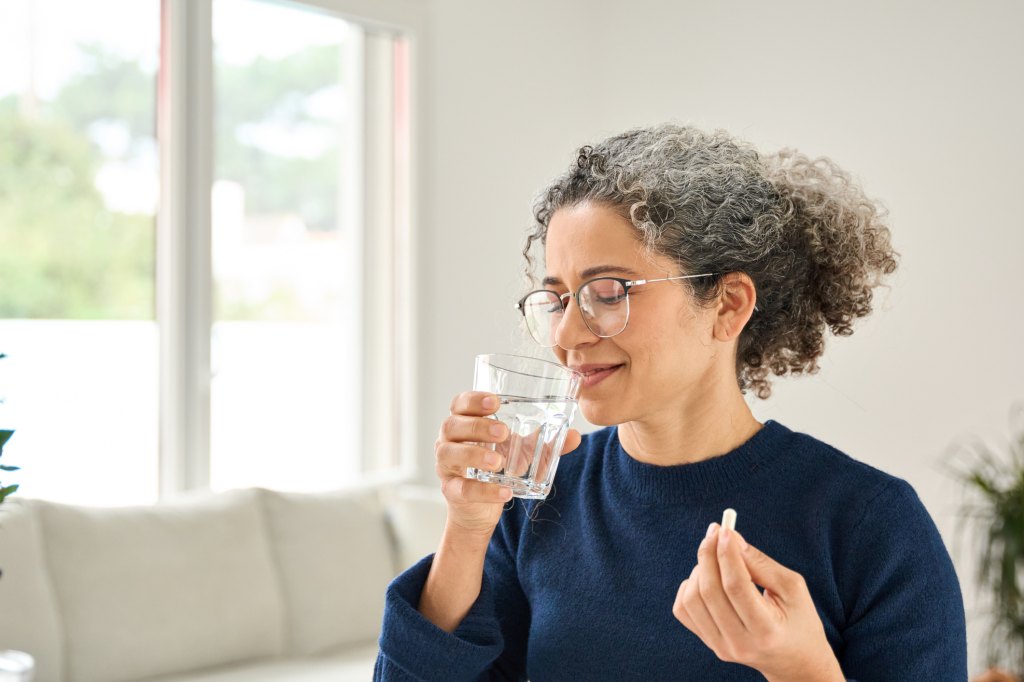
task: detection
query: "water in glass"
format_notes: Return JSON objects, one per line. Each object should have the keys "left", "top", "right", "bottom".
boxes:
{"left": 467, "top": 395, "right": 577, "bottom": 499}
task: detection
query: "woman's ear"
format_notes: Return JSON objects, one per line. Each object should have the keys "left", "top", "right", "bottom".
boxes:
{"left": 714, "top": 272, "right": 757, "bottom": 342}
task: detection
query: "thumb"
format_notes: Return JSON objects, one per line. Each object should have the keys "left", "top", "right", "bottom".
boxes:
{"left": 736, "top": 533, "right": 801, "bottom": 600}
{"left": 560, "top": 428, "right": 582, "bottom": 455}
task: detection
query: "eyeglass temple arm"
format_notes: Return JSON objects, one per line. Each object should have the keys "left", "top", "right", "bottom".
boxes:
{"left": 626, "top": 272, "right": 716, "bottom": 286}
{"left": 627, "top": 274, "right": 760, "bottom": 312}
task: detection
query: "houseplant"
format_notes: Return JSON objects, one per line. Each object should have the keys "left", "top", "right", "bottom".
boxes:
{"left": 0, "top": 352, "right": 15, "bottom": 505}
{"left": 0, "top": 429, "right": 16, "bottom": 504}
{"left": 942, "top": 401, "right": 1024, "bottom": 681}
{"left": 0, "top": 352, "right": 33, "bottom": 681}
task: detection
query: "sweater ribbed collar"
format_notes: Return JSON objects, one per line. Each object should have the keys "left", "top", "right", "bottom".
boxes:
{"left": 607, "top": 419, "right": 790, "bottom": 505}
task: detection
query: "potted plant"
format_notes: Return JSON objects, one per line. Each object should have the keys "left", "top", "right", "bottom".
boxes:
{"left": 942, "top": 401, "right": 1024, "bottom": 682}
{"left": 0, "top": 352, "right": 15, "bottom": 506}
{"left": 0, "top": 430, "right": 16, "bottom": 505}
{"left": 0, "top": 351, "right": 33, "bottom": 680}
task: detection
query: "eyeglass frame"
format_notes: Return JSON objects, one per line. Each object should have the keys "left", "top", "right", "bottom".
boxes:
{"left": 514, "top": 272, "right": 760, "bottom": 346}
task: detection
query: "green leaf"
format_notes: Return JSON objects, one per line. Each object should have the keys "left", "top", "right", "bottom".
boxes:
{"left": 0, "top": 483, "right": 19, "bottom": 501}
{"left": 0, "top": 465, "right": 18, "bottom": 471}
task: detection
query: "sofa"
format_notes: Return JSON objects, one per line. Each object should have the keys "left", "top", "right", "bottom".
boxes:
{"left": 0, "top": 482, "right": 448, "bottom": 682}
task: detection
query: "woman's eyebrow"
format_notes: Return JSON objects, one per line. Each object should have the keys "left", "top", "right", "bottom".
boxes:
{"left": 542, "top": 265, "right": 639, "bottom": 287}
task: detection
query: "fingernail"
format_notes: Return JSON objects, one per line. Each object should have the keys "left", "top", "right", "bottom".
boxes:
{"left": 720, "top": 526, "right": 731, "bottom": 549}
{"left": 706, "top": 522, "right": 717, "bottom": 538}
{"left": 490, "top": 423, "right": 506, "bottom": 438}
{"left": 484, "top": 453, "right": 501, "bottom": 468}
{"left": 483, "top": 396, "right": 497, "bottom": 409}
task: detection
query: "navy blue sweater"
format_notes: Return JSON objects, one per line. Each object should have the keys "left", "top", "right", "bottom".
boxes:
{"left": 375, "top": 419, "right": 968, "bottom": 681}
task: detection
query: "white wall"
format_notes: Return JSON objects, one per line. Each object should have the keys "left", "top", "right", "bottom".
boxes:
{"left": 415, "top": 0, "right": 1024, "bottom": 675}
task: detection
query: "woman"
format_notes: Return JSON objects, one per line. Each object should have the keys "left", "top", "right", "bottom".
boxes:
{"left": 375, "top": 124, "right": 967, "bottom": 681}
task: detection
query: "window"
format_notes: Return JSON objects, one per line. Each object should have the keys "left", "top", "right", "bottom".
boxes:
{"left": 0, "top": 0, "right": 161, "bottom": 505}
{"left": 209, "top": 0, "right": 365, "bottom": 491}
{"left": 0, "top": 0, "right": 414, "bottom": 504}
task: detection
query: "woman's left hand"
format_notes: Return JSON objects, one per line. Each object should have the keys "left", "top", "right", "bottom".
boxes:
{"left": 672, "top": 523, "right": 845, "bottom": 682}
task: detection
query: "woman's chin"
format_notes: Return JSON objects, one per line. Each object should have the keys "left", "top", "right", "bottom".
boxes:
{"left": 578, "top": 399, "right": 622, "bottom": 427}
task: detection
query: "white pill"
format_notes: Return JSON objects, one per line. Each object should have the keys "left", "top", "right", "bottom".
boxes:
{"left": 721, "top": 508, "right": 737, "bottom": 532}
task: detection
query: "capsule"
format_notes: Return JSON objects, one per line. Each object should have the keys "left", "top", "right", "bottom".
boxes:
{"left": 721, "top": 508, "right": 737, "bottom": 532}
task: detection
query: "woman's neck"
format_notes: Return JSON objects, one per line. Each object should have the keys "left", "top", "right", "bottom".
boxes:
{"left": 617, "top": 388, "right": 762, "bottom": 467}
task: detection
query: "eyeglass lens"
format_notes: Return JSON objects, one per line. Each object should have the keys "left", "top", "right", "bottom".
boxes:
{"left": 522, "top": 278, "right": 629, "bottom": 347}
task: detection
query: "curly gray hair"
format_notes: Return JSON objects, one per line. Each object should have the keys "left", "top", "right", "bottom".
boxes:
{"left": 522, "top": 123, "right": 899, "bottom": 399}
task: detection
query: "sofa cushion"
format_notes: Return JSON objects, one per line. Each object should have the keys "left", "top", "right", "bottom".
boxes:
{"left": 258, "top": 486, "right": 395, "bottom": 657}
{"left": 142, "top": 643, "right": 379, "bottom": 682}
{"left": 0, "top": 499, "right": 64, "bottom": 682}
{"left": 382, "top": 484, "right": 447, "bottom": 573}
{"left": 36, "top": 488, "right": 285, "bottom": 682}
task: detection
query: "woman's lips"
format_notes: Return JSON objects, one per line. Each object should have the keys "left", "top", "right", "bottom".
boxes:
{"left": 581, "top": 364, "right": 623, "bottom": 388}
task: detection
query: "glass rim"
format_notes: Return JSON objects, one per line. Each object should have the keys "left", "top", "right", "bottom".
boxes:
{"left": 475, "top": 353, "right": 584, "bottom": 380}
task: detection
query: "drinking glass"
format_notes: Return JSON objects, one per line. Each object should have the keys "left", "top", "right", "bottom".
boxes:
{"left": 466, "top": 354, "right": 583, "bottom": 499}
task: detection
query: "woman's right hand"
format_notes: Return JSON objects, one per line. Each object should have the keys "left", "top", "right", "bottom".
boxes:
{"left": 435, "top": 390, "right": 582, "bottom": 537}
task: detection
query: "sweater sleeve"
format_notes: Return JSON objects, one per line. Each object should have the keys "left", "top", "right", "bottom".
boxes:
{"left": 374, "top": 505, "right": 532, "bottom": 681}
{"left": 837, "top": 478, "right": 968, "bottom": 681}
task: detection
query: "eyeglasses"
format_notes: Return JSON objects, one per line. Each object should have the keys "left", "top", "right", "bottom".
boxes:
{"left": 515, "top": 272, "right": 745, "bottom": 348}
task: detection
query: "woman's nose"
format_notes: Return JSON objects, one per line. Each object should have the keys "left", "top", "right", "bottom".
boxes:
{"left": 554, "top": 296, "right": 599, "bottom": 350}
